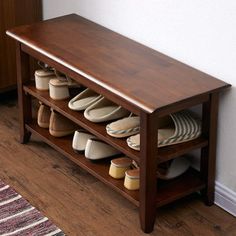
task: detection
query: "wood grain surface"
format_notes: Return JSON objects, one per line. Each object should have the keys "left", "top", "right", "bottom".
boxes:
{"left": 0, "top": 95, "right": 235, "bottom": 235}
{"left": 6, "top": 14, "right": 230, "bottom": 113}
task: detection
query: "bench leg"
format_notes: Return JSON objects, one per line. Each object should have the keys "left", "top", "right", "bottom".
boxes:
{"left": 139, "top": 112, "right": 158, "bottom": 233}
{"left": 16, "top": 43, "right": 32, "bottom": 144}
{"left": 200, "top": 93, "right": 219, "bottom": 205}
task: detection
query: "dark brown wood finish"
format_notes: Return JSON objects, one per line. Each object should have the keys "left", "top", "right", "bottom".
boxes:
{"left": 7, "top": 14, "right": 230, "bottom": 113}
{"left": 2, "top": 98, "right": 235, "bottom": 236}
{"left": 7, "top": 14, "right": 231, "bottom": 233}
{"left": 25, "top": 120, "right": 206, "bottom": 209}
{"left": 139, "top": 112, "right": 158, "bottom": 233}
{"left": 0, "top": 0, "right": 42, "bottom": 92}
{"left": 16, "top": 43, "right": 32, "bottom": 143}
{"left": 23, "top": 83, "right": 209, "bottom": 164}
{"left": 200, "top": 93, "right": 219, "bottom": 205}
{"left": 23, "top": 83, "right": 140, "bottom": 161}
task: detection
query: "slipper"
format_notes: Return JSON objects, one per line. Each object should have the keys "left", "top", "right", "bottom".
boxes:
{"left": 109, "top": 157, "right": 133, "bottom": 179}
{"left": 157, "top": 157, "right": 190, "bottom": 180}
{"left": 49, "top": 78, "right": 70, "bottom": 100}
{"left": 68, "top": 88, "right": 102, "bottom": 111}
{"left": 106, "top": 116, "right": 140, "bottom": 138}
{"left": 124, "top": 169, "right": 140, "bottom": 191}
{"left": 72, "top": 129, "right": 95, "bottom": 153}
{"left": 37, "top": 102, "right": 51, "bottom": 128}
{"left": 49, "top": 109, "right": 78, "bottom": 137}
{"left": 127, "top": 110, "right": 201, "bottom": 150}
{"left": 84, "top": 97, "right": 130, "bottom": 123}
{"left": 123, "top": 156, "right": 190, "bottom": 190}
{"left": 35, "top": 68, "right": 56, "bottom": 91}
{"left": 85, "top": 138, "right": 121, "bottom": 160}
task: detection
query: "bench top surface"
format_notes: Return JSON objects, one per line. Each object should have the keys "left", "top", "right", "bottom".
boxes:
{"left": 7, "top": 14, "right": 230, "bottom": 113}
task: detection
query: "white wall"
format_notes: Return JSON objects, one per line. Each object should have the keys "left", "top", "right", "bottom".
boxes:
{"left": 43, "top": 1, "right": 236, "bottom": 191}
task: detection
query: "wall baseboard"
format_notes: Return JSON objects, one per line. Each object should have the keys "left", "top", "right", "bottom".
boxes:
{"left": 215, "top": 181, "right": 236, "bottom": 217}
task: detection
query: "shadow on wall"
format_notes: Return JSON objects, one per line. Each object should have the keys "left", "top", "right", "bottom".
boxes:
{"left": 216, "top": 85, "right": 236, "bottom": 190}
{"left": 190, "top": 85, "right": 235, "bottom": 191}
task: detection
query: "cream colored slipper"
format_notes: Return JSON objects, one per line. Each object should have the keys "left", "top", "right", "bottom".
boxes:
{"left": 37, "top": 102, "right": 51, "bottom": 128}
{"left": 72, "top": 129, "right": 95, "bottom": 153}
{"left": 106, "top": 116, "right": 140, "bottom": 138}
{"left": 35, "top": 69, "right": 56, "bottom": 91}
{"left": 68, "top": 88, "right": 102, "bottom": 111}
{"left": 85, "top": 138, "right": 121, "bottom": 160}
{"left": 124, "top": 169, "right": 140, "bottom": 191}
{"left": 49, "top": 109, "right": 78, "bottom": 137}
{"left": 127, "top": 110, "right": 201, "bottom": 151}
{"left": 49, "top": 78, "right": 70, "bottom": 100}
{"left": 35, "top": 61, "right": 56, "bottom": 91}
{"left": 109, "top": 157, "right": 133, "bottom": 179}
{"left": 157, "top": 157, "right": 190, "bottom": 180}
{"left": 84, "top": 97, "right": 130, "bottom": 123}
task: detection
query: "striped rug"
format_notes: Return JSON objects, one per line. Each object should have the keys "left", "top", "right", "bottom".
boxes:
{"left": 0, "top": 180, "right": 65, "bottom": 236}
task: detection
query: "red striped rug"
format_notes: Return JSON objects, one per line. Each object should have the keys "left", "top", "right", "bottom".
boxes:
{"left": 0, "top": 180, "right": 65, "bottom": 236}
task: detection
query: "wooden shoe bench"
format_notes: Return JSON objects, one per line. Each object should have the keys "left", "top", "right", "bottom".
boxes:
{"left": 7, "top": 14, "right": 230, "bottom": 233}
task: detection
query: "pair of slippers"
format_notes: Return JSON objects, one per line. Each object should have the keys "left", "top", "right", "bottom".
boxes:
{"left": 72, "top": 130, "right": 121, "bottom": 160}
{"left": 109, "top": 157, "right": 140, "bottom": 190}
{"left": 68, "top": 88, "right": 130, "bottom": 123}
{"left": 106, "top": 110, "right": 201, "bottom": 151}
{"left": 37, "top": 102, "right": 77, "bottom": 137}
{"left": 35, "top": 61, "right": 79, "bottom": 100}
{"left": 109, "top": 156, "right": 191, "bottom": 191}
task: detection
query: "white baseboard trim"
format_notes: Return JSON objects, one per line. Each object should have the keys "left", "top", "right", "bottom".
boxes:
{"left": 215, "top": 181, "right": 236, "bottom": 217}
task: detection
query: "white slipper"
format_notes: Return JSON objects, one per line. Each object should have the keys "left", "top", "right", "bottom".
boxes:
{"left": 84, "top": 97, "right": 130, "bottom": 123}
{"left": 35, "top": 69, "right": 56, "bottom": 91}
{"left": 72, "top": 130, "right": 95, "bottom": 153}
{"left": 157, "top": 157, "right": 190, "bottom": 180}
{"left": 127, "top": 110, "right": 201, "bottom": 151}
{"left": 68, "top": 88, "right": 102, "bottom": 111}
{"left": 85, "top": 138, "right": 121, "bottom": 160}
{"left": 106, "top": 116, "right": 140, "bottom": 138}
{"left": 49, "top": 78, "right": 70, "bottom": 100}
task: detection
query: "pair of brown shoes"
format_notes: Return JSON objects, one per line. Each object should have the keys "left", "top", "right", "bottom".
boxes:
{"left": 37, "top": 102, "right": 77, "bottom": 137}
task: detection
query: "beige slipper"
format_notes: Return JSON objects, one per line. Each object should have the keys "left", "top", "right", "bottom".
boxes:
{"left": 84, "top": 97, "right": 130, "bottom": 123}
{"left": 127, "top": 110, "right": 201, "bottom": 151}
{"left": 85, "top": 138, "right": 121, "bottom": 160}
{"left": 72, "top": 129, "right": 95, "bottom": 153}
{"left": 106, "top": 116, "right": 140, "bottom": 138}
{"left": 68, "top": 88, "right": 102, "bottom": 111}
{"left": 35, "top": 70, "right": 56, "bottom": 91}
{"left": 49, "top": 78, "right": 70, "bottom": 100}
{"left": 124, "top": 169, "right": 140, "bottom": 191}
{"left": 49, "top": 109, "right": 78, "bottom": 137}
{"left": 37, "top": 102, "right": 51, "bottom": 128}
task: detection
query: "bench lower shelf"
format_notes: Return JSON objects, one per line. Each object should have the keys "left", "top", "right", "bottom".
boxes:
{"left": 25, "top": 121, "right": 206, "bottom": 207}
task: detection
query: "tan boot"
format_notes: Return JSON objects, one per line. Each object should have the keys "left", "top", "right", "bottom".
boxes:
{"left": 37, "top": 102, "right": 51, "bottom": 128}
{"left": 49, "top": 109, "right": 77, "bottom": 137}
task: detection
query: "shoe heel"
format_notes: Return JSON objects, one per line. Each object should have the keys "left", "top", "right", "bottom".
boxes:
{"left": 37, "top": 102, "right": 51, "bottom": 128}
{"left": 35, "top": 69, "right": 55, "bottom": 91}
{"left": 109, "top": 157, "right": 132, "bottom": 179}
{"left": 124, "top": 169, "right": 140, "bottom": 190}
{"left": 49, "top": 79, "right": 70, "bottom": 100}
